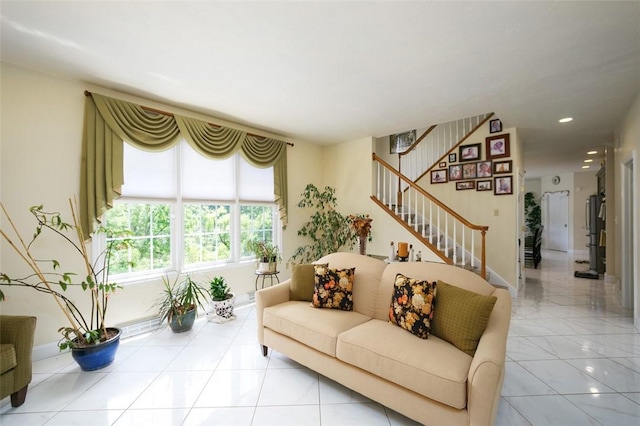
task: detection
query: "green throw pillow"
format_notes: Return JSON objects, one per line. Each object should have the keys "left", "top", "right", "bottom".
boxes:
{"left": 290, "top": 263, "right": 327, "bottom": 301}
{"left": 431, "top": 280, "right": 497, "bottom": 356}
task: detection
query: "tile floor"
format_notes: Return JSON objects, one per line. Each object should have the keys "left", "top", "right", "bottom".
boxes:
{"left": 1, "top": 249, "right": 639, "bottom": 425}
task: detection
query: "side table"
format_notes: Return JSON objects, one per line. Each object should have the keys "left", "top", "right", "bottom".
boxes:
{"left": 255, "top": 270, "right": 280, "bottom": 291}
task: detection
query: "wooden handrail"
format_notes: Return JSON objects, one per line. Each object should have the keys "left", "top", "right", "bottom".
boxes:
{"left": 410, "top": 112, "right": 495, "bottom": 185}
{"left": 399, "top": 124, "right": 438, "bottom": 158}
{"left": 373, "top": 153, "right": 489, "bottom": 232}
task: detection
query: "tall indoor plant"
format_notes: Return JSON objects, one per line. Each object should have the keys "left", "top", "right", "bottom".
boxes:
{"left": 289, "top": 184, "right": 355, "bottom": 264}
{"left": 0, "top": 199, "right": 129, "bottom": 371}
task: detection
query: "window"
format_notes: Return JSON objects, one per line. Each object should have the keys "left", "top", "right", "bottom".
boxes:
{"left": 101, "top": 140, "right": 278, "bottom": 280}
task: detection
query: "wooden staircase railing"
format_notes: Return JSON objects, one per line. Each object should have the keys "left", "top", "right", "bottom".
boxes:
{"left": 398, "top": 113, "right": 494, "bottom": 193}
{"left": 372, "top": 153, "right": 489, "bottom": 279}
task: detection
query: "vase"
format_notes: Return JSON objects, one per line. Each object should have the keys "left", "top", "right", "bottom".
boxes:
{"left": 71, "top": 327, "right": 121, "bottom": 371}
{"left": 207, "top": 293, "right": 236, "bottom": 323}
{"left": 358, "top": 236, "right": 367, "bottom": 255}
{"left": 169, "top": 308, "right": 197, "bottom": 333}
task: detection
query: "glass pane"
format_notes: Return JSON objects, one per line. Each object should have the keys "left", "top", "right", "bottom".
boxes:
{"left": 183, "top": 203, "right": 231, "bottom": 267}
{"left": 105, "top": 202, "right": 172, "bottom": 277}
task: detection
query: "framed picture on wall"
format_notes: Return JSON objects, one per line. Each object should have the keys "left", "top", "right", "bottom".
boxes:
{"left": 430, "top": 169, "right": 448, "bottom": 184}
{"left": 448, "top": 153, "right": 457, "bottom": 163}
{"left": 456, "top": 181, "right": 475, "bottom": 190}
{"left": 476, "top": 161, "right": 492, "bottom": 178}
{"left": 486, "top": 134, "right": 510, "bottom": 159}
{"left": 459, "top": 143, "right": 481, "bottom": 162}
{"left": 462, "top": 163, "right": 477, "bottom": 179}
{"left": 489, "top": 118, "right": 502, "bottom": 133}
{"left": 448, "top": 164, "right": 462, "bottom": 181}
{"left": 493, "top": 160, "right": 512, "bottom": 174}
{"left": 494, "top": 175, "right": 513, "bottom": 195}
{"left": 390, "top": 130, "right": 416, "bottom": 154}
{"left": 477, "top": 180, "right": 492, "bottom": 191}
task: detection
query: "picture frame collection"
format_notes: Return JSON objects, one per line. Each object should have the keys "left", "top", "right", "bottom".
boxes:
{"left": 429, "top": 128, "right": 513, "bottom": 195}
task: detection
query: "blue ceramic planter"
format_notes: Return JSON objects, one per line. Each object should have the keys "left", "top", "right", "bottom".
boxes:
{"left": 71, "top": 328, "right": 121, "bottom": 371}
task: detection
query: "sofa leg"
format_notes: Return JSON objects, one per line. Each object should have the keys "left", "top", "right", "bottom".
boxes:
{"left": 10, "top": 385, "right": 28, "bottom": 407}
{"left": 261, "top": 345, "right": 268, "bottom": 357}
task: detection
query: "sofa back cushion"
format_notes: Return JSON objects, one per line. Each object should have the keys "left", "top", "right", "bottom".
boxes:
{"left": 375, "top": 261, "right": 496, "bottom": 321}
{"left": 430, "top": 280, "right": 497, "bottom": 356}
{"left": 316, "top": 253, "right": 387, "bottom": 317}
{"left": 290, "top": 263, "right": 328, "bottom": 301}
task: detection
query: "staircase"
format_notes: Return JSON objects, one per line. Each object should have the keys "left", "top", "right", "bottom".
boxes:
{"left": 372, "top": 113, "right": 493, "bottom": 278}
{"left": 398, "top": 112, "right": 493, "bottom": 187}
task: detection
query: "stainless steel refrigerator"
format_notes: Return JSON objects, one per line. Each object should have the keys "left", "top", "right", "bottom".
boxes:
{"left": 586, "top": 194, "right": 605, "bottom": 274}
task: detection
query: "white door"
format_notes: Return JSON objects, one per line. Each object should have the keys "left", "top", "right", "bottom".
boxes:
{"left": 544, "top": 192, "right": 569, "bottom": 252}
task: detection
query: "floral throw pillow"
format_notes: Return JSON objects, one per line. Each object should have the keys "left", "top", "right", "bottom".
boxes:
{"left": 389, "top": 273, "right": 437, "bottom": 339}
{"left": 312, "top": 265, "right": 356, "bottom": 311}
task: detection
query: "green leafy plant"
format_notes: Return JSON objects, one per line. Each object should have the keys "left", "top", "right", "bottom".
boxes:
{"left": 524, "top": 192, "right": 542, "bottom": 235}
{"left": 247, "top": 239, "right": 281, "bottom": 262}
{"left": 209, "top": 276, "right": 231, "bottom": 301}
{"left": 0, "top": 199, "right": 130, "bottom": 350}
{"left": 289, "top": 184, "right": 356, "bottom": 264}
{"left": 154, "top": 275, "right": 209, "bottom": 326}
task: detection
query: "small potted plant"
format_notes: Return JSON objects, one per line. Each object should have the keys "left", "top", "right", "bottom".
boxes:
{"left": 0, "top": 199, "right": 130, "bottom": 371}
{"left": 207, "top": 276, "right": 235, "bottom": 323}
{"left": 247, "top": 239, "right": 281, "bottom": 272}
{"left": 154, "top": 274, "right": 209, "bottom": 333}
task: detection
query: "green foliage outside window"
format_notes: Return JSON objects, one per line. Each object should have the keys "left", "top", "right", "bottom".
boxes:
{"left": 105, "top": 202, "right": 276, "bottom": 276}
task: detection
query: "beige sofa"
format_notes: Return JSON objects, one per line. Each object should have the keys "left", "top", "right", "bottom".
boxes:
{"left": 256, "top": 252, "right": 511, "bottom": 426}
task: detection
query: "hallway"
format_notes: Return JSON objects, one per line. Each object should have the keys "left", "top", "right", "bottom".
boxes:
{"left": 498, "top": 249, "right": 640, "bottom": 425}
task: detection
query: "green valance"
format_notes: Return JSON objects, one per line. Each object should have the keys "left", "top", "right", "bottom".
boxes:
{"left": 81, "top": 92, "right": 288, "bottom": 236}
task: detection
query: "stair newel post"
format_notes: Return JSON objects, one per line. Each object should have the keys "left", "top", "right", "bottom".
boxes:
{"left": 481, "top": 229, "right": 487, "bottom": 280}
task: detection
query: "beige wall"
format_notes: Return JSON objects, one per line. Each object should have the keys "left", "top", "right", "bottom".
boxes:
{"left": 613, "top": 90, "right": 640, "bottom": 328}
{"left": 0, "top": 63, "right": 326, "bottom": 345}
{"left": 417, "top": 123, "right": 521, "bottom": 290}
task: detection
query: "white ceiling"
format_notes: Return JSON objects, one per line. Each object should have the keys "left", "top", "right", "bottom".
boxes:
{"left": 1, "top": 1, "right": 639, "bottom": 178}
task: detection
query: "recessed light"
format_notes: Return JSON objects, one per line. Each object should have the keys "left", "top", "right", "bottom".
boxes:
{"left": 582, "top": 165, "right": 590, "bottom": 169}
{"left": 559, "top": 117, "right": 573, "bottom": 123}
{"left": 584, "top": 159, "right": 593, "bottom": 163}
{"left": 587, "top": 150, "right": 598, "bottom": 155}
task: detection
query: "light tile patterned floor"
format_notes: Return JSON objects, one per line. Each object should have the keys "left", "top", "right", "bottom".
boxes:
{"left": 1, "top": 250, "right": 638, "bottom": 425}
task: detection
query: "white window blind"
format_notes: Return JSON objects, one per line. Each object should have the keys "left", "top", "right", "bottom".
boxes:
{"left": 121, "top": 143, "right": 177, "bottom": 198}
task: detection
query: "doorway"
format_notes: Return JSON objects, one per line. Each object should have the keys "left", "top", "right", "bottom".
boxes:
{"left": 543, "top": 191, "right": 569, "bottom": 252}
{"left": 621, "top": 156, "right": 635, "bottom": 312}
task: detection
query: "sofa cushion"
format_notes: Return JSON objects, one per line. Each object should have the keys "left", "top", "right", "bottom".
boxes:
{"left": 312, "top": 266, "right": 355, "bottom": 311}
{"left": 263, "top": 301, "right": 371, "bottom": 357}
{"left": 389, "top": 273, "right": 437, "bottom": 339}
{"left": 290, "top": 263, "right": 328, "bottom": 301}
{"left": 431, "top": 280, "right": 497, "bottom": 356}
{"left": 0, "top": 344, "right": 17, "bottom": 374}
{"left": 337, "top": 319, "right": 472, "bottom": 409}
{"left": 315, "top": 253, "right": 387, "bottom": 317}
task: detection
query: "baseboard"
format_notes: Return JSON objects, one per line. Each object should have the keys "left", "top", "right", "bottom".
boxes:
{"left": 32, "top": 295, "right": 257, "bottom": 362}
{"left": 571, "top": 249, "right": 589, "bottom": 257}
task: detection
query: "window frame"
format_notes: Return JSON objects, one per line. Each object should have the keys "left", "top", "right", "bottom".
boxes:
{"left": 96, "top": 140, "right": 280, "bottom": 283}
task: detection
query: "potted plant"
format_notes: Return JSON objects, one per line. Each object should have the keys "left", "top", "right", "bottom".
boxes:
{"left": 524, "top": 192, "right": 542, "bottom": 236}
{"left": 206, "top": 276, "right": 235, "bottom": 323}
{"left": 247, "top": 239, "right": 281, "bottom": 272}
{"left": 0, "top": 199, "right": 129, "bottom": 371}
{"left": 289, "top": 184, "right": 355, "bottom": 264}
{"left": 154, "top": 274, "right": 209, "bottom": 333}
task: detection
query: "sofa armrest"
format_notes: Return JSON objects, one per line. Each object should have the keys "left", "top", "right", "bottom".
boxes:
{"left": 0, "top": 315, "right": 37, "bottom": 393}
{"left": 255, "top": 280, "right": 291, "bottom": 346}
{"left": 466, "top": 289, "right": 511, "bottom": 426}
